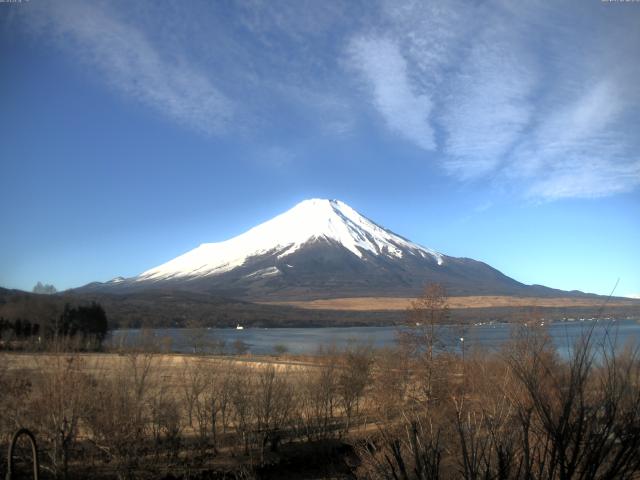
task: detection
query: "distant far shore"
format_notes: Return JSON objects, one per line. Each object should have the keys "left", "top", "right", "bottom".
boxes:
{"left": 3, "top": 286, "right": 639, "bottom": 330}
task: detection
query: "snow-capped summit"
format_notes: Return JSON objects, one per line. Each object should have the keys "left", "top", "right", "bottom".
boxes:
{"left": 137, "top": 199, "right": 443, "bottom": 282}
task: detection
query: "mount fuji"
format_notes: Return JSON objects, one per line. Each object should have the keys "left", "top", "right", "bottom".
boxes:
{"left": 78, "top": 199, "right": 575, "bottom": 300}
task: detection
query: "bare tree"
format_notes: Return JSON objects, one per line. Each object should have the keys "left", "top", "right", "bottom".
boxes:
{"left": 253, "top": 365, "right": 294, "bottom": 462}
{"left": 400, "top": 283, "right": 449, "bottom": 401}
{"left": 180, "top": 358, "right": 207, "bottom": 428}
{"left": 358, "top": 415, "right": 443, "bottom": 480}
{"left": 507, "top": 322, "right": 640, "bottom": 480}
{"left": 299, "top": 351, "right": 340, "bottom": 441}
{"left": 191, "top": 359, "right": 233, "bottom": 457}
{"left": 338, "top": 344, "right": 373, "bottom": 433}
{"left": 30, "top": 353, "right": 89, "bottom": 479}
{"left": 371, "top": 347, "right": 412, "bottom": 422}
{"left": 84, "top": 351, "right": 157, "bottom": 480}
{"left": 150, "top": 382, "right": 182, "bottom": 461}
{"left": 229, "top": 365, "right": 255, "bottom": 455}
{"left": 0, "top": 355, "right": 33, "bottom": 444}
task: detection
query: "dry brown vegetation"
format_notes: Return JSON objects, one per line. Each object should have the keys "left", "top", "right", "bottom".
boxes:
{"left": 1, "top": 326, "right": 639, "bottom": 479}
{"left": 260, "top": 296, "right": 640, "bottom": 311}
{"left": 0, "top": 342, "right": 375, "bottom": 479}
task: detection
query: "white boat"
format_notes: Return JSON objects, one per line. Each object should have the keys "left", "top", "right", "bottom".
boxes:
{"left": 236, "top": 324, "right": 244, "bottom": 330}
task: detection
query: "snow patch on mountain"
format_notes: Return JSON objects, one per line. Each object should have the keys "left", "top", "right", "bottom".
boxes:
{"left": 245, "top": 266, "right": 280, "bottom": 278}
{"left": 137, "top": 199, "right": 443, "bottom": 281}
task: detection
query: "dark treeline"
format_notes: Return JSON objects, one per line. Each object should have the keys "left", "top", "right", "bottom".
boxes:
{"left": 0, "top": 317, "right": 40, "bottom": 338}
{"left": 0, "top": 302, "right": 108, "bottom": 349}
{"left": 54, "top": 302, "right": 108, "bottom": 341}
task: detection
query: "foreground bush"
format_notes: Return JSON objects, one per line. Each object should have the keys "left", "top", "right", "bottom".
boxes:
{"left": 358, "top": 324, "right": 640, "bottom": 480}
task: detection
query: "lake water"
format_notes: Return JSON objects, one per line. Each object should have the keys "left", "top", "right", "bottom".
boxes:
{"left": 108, "top": 319, "right": 640, "bottom": 358}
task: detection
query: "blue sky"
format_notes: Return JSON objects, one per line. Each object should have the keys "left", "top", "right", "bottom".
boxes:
{"left": 0, "top": 0, "right": 639, "bottom": 297}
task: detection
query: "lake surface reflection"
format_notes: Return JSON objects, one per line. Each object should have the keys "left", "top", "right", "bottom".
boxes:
{"left": 108, "top": 319, "right": 640, "bottom": 358}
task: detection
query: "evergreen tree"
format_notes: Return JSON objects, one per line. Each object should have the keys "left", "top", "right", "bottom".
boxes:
{"left": 14, "top": 318, "right": 23, "bottom": 338}
{"left": 57, "top": 302, "right": 109, "bottom": 345}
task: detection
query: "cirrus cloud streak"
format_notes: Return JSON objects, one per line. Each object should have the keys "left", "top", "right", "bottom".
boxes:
{"left": 346, "top": 0, "right": 640, "bottom": 200}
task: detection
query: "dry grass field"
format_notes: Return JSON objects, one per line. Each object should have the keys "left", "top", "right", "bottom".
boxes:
{"left": 0, "top": 351, "right": 321, "bottom": 384}
{"left": 260, "top": 295, "right": 640, "bottom": 311}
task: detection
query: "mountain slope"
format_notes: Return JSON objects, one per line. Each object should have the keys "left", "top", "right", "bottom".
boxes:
{"left": 137, "top": 199, "right": 443, "bottom": 282}
{"left": 76, "top": 199, "right": 593, "bottom": 300}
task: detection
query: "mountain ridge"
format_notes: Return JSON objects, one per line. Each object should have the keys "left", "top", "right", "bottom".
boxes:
{"left": 74, "top": 199, "right": 608, "bottom": 301}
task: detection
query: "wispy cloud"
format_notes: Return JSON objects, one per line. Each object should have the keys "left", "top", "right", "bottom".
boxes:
{"left": 347, "top": 36, "right": 435, "bottom": 150}
{"left": 345, "top": 0, "right": 640, "bottom": 200}
{"left": 511, "top": 76, "right": 640, "bottom": 199}
{"left": 13, "top": 0, "right": 640, "bottom": 200}
{"left": 22, "top": 1, "right": 234, "bottom": 136}
{"left": 440, "top": 19, "right": 537, "bottom": 179}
